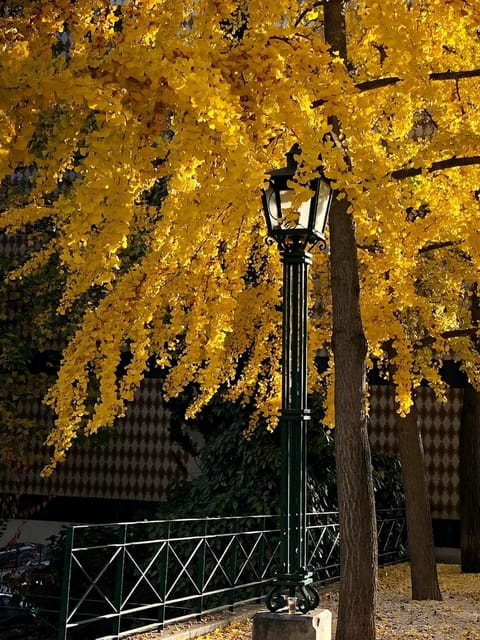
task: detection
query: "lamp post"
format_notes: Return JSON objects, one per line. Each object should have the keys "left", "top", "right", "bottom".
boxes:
{"left": 261, "top": 145, "right": 333, "bottom": 614}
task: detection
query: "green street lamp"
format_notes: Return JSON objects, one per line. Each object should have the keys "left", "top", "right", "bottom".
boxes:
{"left": 261, "top": 145, "right": 333, "bottom": 614}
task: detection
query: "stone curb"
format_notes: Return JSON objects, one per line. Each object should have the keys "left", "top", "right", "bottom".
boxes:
{"left": 134, "top": 604, "right": 258, "bottom": 640}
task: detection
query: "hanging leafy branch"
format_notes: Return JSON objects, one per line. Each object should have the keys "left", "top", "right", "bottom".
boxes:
{"left": 0, "top": 0, "right": 479, "bottom": 469}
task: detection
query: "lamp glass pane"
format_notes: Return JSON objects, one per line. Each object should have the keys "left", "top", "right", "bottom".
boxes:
{"left": 266, "top": 187, "right": 281, "bottom": 229}
{"left": 297, "top": 200, "right": 312, "bottom": 230}
{"left": 269, "top": 189, "right": 312, "bottom": 231}
{"left": 313, "top": 179, "right": 332, "bottom": 235}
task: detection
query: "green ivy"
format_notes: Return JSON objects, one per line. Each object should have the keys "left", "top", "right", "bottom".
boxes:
{"left": 160, "top": 391, "right": 404, "bottom": 518}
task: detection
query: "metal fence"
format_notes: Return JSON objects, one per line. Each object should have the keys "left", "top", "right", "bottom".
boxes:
{"left": 58, "top": 509, "right": 406, "bottom": 640}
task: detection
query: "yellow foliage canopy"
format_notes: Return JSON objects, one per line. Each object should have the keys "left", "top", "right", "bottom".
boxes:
{"left": 0, "top": 0, "right": 479, "bottom": 471}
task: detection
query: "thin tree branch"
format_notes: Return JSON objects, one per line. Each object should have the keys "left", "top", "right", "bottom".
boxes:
{"left": 356, "top": 77, "right": 401, "bottom": 92}
{"left": 355, "top": 68, "right": 480, "bottom": 94}
{"left": 357, "top": 243, "right": 383, "bottom": 254}
{"left": 430, "top": 69, "right": 480, "bottom": 81}
{"left": 392, "top": 155, "right": 480, "bottom": 179}
{"left": 418, "top": 241, "right": 461, "bottom": 254}
{"left": 294, "top": 1, "right": 324, "bottom": 28}
{"left": 441, "top": 328, "right": 479, "bottom": 339}
{"left": 312, "top": 68, "right": 480, "bottom": 107}
{"left": 358, "top": 240, "right": 462, "bottom": 256}
{"left": 415, "top": 327, "right": 480, "bottom": 349}
{"left": 428, "top": 155, "right": 480, "bottom": 172}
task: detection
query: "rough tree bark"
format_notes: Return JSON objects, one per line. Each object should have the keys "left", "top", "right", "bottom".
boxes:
{"left": 460, "top": 383, "right": 480, "bottom": 572}
{"left": 396, "top": 398, "right": 442, "bottom": 599}
{"left": 330, "top": 197, "right": 378, "bottom": 640}
{"left": 460, "top": 286, "right": 480, "bottom": 573}
{"left": 324, "top": 3, "right": 378, "bottom": 640}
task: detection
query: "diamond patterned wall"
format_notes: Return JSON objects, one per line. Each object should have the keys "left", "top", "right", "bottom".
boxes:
{"left": 369, "top": 385, "right": 462, "bottom": 520}
{"left": 0, "top": 378, "right": 199, "bottom": 502}
{"left": 0, "top": 232, "right": 27, "bottom": 258}
{"left": 0, "top": 383, "right": 463, "bottom": 518}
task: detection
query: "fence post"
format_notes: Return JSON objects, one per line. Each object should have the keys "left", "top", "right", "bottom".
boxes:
{"left": 58, "top": 526, "right": 75, "bottom": 640}
{"left": 229, "top": 518, "right": 240, "bottom": 611}
{"left": 111, "top": 524, "right": 127, "bottom": 638}
{"left": 196, "top": 519, "right": 208, "bottom": 619}
{"left": 157, "top": 521, "right": 170, "bottom": 629}
{"left": 257, "top": 516, "right": 267, "bottom": 602}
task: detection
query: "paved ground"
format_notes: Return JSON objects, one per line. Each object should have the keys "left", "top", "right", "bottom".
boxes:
{"left": 130, "top": 605, "right": 258, "bottom": 640}
{"left": 130, "top": 551, "right": 465, "bottom": 640}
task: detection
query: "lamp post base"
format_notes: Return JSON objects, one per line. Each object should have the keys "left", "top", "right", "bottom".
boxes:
{"left": 253, "top": 608, "right": 331, "bottom": 640}
{"left": 265, "top": 575, "right": 320, "bottom": 613}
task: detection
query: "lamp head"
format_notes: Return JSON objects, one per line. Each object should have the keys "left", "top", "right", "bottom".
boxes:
{"left": 261, "top": 145, "right": 333, "bottom": 251}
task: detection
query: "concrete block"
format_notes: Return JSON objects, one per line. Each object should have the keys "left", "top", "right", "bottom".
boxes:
{"left": 252, "top": 608, "right": 332, "bottom": 640}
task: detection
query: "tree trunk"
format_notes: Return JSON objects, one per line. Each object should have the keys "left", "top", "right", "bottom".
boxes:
{"left": 460, "top": 382, "right": 480, "bottom": 572}
{"left": 330, "top": 197, "right": 377, "bottom": 640}
{"left": 396, "top": 398, "right": 442, "bottom": 600}
{"left": 324, "top": 4, "right": 377, "bottom": 639}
